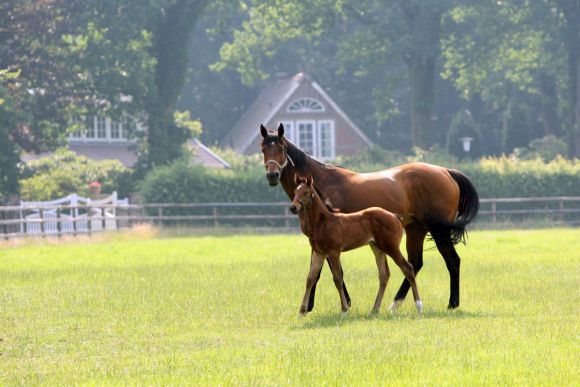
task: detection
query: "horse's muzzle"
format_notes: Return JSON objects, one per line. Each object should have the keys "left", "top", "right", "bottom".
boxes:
{"left": 266, "top": 171, "right": 280, "bottom": 186}
{"left": 289, "top": 205, "right": 298, "bottom": 214}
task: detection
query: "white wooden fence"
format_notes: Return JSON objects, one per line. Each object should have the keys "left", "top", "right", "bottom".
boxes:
{"left": 1, "top": 196, "right": 579, "bottom": 239}
{"left": 14, "top": 192, "right": 128, "bottom": 236}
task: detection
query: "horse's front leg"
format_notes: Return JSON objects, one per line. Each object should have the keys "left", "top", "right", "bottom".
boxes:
{"left": 300, "top": 250, "right": 326, "bottom": 315}
{"left": 327, "top": 253, "right": 349, "bottom": 314}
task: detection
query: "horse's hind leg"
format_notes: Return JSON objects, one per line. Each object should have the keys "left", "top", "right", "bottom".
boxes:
{"left": 370, "top": 242, "right": 390, "bottom": 313}
{"left": 327, "top": 253, "right": 349, "bottom": 313}
{"left": 389, "top": 249, "right": 423, "bottom": 314}
{"left": 300, "top": 250, "right": 326, "bottom": 315}
{"left": 392, "top": 224, "right": 427, "bottom": 311}
{"left": 431, "top": 229, "right": 461, "bottom": 309}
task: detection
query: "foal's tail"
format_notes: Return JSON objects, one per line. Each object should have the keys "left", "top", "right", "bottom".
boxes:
{"left": 427, "top": 169, "right": 479, "bottom": 245}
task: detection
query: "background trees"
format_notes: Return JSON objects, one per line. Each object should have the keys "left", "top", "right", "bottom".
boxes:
{"left": 1, "top": 0, "right": 579, "bottom": 197}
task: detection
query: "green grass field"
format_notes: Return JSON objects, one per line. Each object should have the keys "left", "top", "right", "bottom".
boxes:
{"left": 0, "top": 228, "right": 578, "bottom": 385}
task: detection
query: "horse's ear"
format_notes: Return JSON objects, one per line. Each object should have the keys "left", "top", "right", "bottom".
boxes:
{"left": 277, "top": 123, "right": 284, "bottom": 138}
{"left": 293, "top": 173, "right": 299, "bottom": 185}
{"left": 260, "top": 124, "right": 268, "bottom": 138}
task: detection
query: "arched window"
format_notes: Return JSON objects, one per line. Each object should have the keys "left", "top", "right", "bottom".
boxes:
{"left": 287, "top": 98, "right": 325, "bottom": 113}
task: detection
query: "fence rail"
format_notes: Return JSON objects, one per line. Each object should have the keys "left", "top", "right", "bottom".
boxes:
{"left": 1, "top": 196, "right": 579, "bottom": 239}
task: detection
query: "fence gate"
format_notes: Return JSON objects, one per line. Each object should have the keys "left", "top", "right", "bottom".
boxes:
{"left": 20, "top": 192, "right": 128, "bottom": 235}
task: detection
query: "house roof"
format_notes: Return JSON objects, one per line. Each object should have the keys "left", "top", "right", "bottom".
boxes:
{"left": 221, "top": 72, "right": 371, "bottom": 154}
{"left": 221, "top": 73, "right": 301, "bottom": 153}
{"left": 188, "top": 138, "right": 230, "bottom": 169}
{"left": 22, "top": 139, "right": 230, "bottom": 169}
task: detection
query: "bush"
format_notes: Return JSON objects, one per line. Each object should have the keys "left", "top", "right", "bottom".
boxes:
{"left": 19, "top": 148, "right": 130, "bottom": 201}
{"left": 139, "top": 150, "right": 580, "bottom": 206}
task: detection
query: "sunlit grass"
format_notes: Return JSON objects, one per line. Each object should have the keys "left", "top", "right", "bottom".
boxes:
{"left": 0, "top": 229, "right": 578, "bottom": 385}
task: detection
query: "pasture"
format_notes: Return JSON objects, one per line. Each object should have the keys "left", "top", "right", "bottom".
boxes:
{"left": 0, "top": 228, "right": 578, "bottom": 385}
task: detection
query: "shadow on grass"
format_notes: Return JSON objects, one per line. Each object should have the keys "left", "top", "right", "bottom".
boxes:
{"left": 292, "top": 308, "right": 493, "bottom": 330}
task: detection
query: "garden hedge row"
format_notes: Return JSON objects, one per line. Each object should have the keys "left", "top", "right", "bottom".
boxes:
{"left": 139, "top": 156, "right": 580, "bottom": 204}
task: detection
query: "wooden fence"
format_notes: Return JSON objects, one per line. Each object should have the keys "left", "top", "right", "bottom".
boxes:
{"left": 1, "top": 196, "right": 579, "bottom": 239}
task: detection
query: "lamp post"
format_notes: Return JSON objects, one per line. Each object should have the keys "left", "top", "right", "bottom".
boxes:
{"left": 459, "top": 137, "right": 474, "bottom": 154}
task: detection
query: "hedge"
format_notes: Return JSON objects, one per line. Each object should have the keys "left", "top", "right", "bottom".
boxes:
{"left": 139, "top": 154, "right": 580, "bottom": 204}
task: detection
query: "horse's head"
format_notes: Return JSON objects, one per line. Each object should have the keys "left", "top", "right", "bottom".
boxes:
{"left": 260, "top": 123, "right": 289, "bottom": 186}
{"left": 290, "top": 174, "right": 315, "bottom": 214}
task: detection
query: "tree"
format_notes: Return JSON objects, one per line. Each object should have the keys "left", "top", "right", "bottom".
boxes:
{"left": 144, "top": 0, "right": 209, "bottom": 168}
{"left": 214, "top": 0, "right": 464, "bottom": 149}
{"left": 442, "top": 0, "right": 580, "bottom": 156}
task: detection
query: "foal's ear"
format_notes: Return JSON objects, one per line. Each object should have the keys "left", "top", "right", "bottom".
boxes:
{"left": 307, "top": 175, "right": 314, "bottom": 186}
{"left": 293, "top": 173, "right": 299, "bottom": 185}
{"left": 260, "top": 124, "right": 268, "bottom": 138}
{"left": 277, "top": 123, "right": 284, "bottom": 138}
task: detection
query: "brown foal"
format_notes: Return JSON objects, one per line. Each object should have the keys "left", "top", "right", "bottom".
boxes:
{"left": 291, "top": 175, "right": 423, "bottom": 315}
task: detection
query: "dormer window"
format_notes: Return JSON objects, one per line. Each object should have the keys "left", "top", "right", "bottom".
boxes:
{"left": 287, "top": 98, "right": 325, "bottom": 113}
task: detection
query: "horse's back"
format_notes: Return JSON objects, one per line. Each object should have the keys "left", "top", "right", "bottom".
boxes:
{"left": 346, "top": 162, "right": 460, "bottom": 224}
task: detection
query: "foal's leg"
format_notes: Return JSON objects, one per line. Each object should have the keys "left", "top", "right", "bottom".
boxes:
{"left": 327, "top": 253, "right": 349, "bottom": 313}
{"left": 392, "top": 224, "right": 427, "bottom": 311}
{"left": 389, "top": 249, "right": 423, "bottom": 314}
{"left": 308, "top": 258, "right": 351, "bottom": 312}
{"left": 369, "top": 242, "right": 390, "bottom": 313}
{"left": 300, "top": 250, "right": 326, "bottom": 315}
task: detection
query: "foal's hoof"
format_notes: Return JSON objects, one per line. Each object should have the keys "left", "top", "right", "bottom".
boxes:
{"left": 389, "top": 300, "right": 403, "bottom": 313}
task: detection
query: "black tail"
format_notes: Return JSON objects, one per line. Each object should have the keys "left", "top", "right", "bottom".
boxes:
{"left": 427, "top": 169, "right": 479, "bottom": 245}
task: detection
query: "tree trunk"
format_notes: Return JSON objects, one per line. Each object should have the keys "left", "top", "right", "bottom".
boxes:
{"left": 559, "top": 0, "right": 580, "bottom": 157}
{"left": 408, "top": 56, "right": 436, "bottom": 149}
{"left": 145, "top": 0, "right": 209, "bottom": 167}
{"left": 539, "top": 74, "right": 561, "bottom": 136}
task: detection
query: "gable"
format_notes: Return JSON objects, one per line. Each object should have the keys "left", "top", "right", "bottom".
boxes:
{"left": 221, "top": 73, "right": 371, "bottom": 156}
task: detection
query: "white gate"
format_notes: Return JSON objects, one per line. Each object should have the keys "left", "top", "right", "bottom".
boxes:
{"left": 20, "top": 192, "right": 129, "bottom": 235}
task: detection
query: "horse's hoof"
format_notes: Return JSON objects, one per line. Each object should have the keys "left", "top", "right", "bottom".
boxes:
{"left": 340, "top": 310, "right": 349, "bottom": 317}
{"left": 389, "top": 300, "right": 403, "bottom": 313}
{"left": 447, "top": 301, "right": 459, "bottom": 310}
{"left": 370, "top": 308, "right": 379, "bottom": 315}
{"left": 415, "top": 300, "right": 423, "bottom": 314}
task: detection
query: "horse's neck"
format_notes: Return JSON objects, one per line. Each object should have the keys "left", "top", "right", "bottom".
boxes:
{"left": 280, "top": 155, "right": 354, "bottom": 200}
{"left": 303, "top": 193, "right": 330, "bottom": 229}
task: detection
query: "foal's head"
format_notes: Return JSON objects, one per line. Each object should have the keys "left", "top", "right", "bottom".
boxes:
{"left": 259, "top": 123, "right": 289, "bottom": 186}
{"left": 290, "top": 174, "right": 316, "bottom": 214}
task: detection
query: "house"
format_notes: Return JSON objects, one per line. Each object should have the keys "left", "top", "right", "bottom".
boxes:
{"left": 221, "top": 72, "right": 371, "bottom": 160}
{"left": 63, "top": 116, "right": 229, "bottom": 168}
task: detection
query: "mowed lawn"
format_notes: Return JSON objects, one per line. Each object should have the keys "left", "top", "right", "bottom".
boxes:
{"left": 0, "top": 228, "right": 578, "bottom": 385}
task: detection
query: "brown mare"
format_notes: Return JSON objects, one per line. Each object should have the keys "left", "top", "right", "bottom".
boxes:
{"left": 260, "top": 123, "right": 479, "bottom": 311}
{"left": 291, "top": 175, "right": 423, "bottom": 315}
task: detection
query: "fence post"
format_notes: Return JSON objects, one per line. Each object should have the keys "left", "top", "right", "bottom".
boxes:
{"left": 157, "top": 206, "right": 163, "bottom": 227}
{"left": 56, "top": 207, "right": 62, "bottom": 237}
{"left": 284, "top": 206, "right": 290, "bottom": 229}
{"left": 87, "top": 205, "right": 92, "bottom": 236}
{"left": 101, "top": 207, "right": 106, "bottom": 231}
{"left": 213, "top": 207, "right": 219, "bottom": 228}
{"left": 39, "top": 208, "right": 45, "bottom": 237}
{"left": 491, "top": 201, "right": 497, "bottom": 223}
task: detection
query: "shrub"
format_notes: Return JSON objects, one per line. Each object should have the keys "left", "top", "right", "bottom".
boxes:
{"left": 19, "top": 148, "right": 130, "bottom": 201}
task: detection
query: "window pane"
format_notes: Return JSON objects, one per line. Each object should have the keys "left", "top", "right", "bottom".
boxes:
{"left": 298, "top": 122, "right": 314, "bottom": 155}
{"left": 319, "top": 122, "right": 332, "bottom": 158}
{"left": 111, "top": 120, "right": 120, "bottom": 138}
{"left": 97, "top": 116, "right": 107, "bottom": 138}
{"left": 86, "top": 117, "right": 95, "bottom": 138}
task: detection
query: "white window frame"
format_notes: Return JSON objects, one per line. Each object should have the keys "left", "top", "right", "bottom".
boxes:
{"left": 280, "top": 121, "right": 294, "bottom": 143}
{"left": 317, "top": 120, "right": 336, "bottom": 160}
{"left": 296, "top": 120, "right": 317, "bottom": 156}
{"left": 287, "top": 98, "right": 325, "bottom": 113}
{"left": 68, "top": 115, "right": 131, "bottom": 143}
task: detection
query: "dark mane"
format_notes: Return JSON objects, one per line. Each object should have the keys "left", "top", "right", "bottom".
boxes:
{"left": 285, "top": 139, "right": 335, "bottom": 174}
